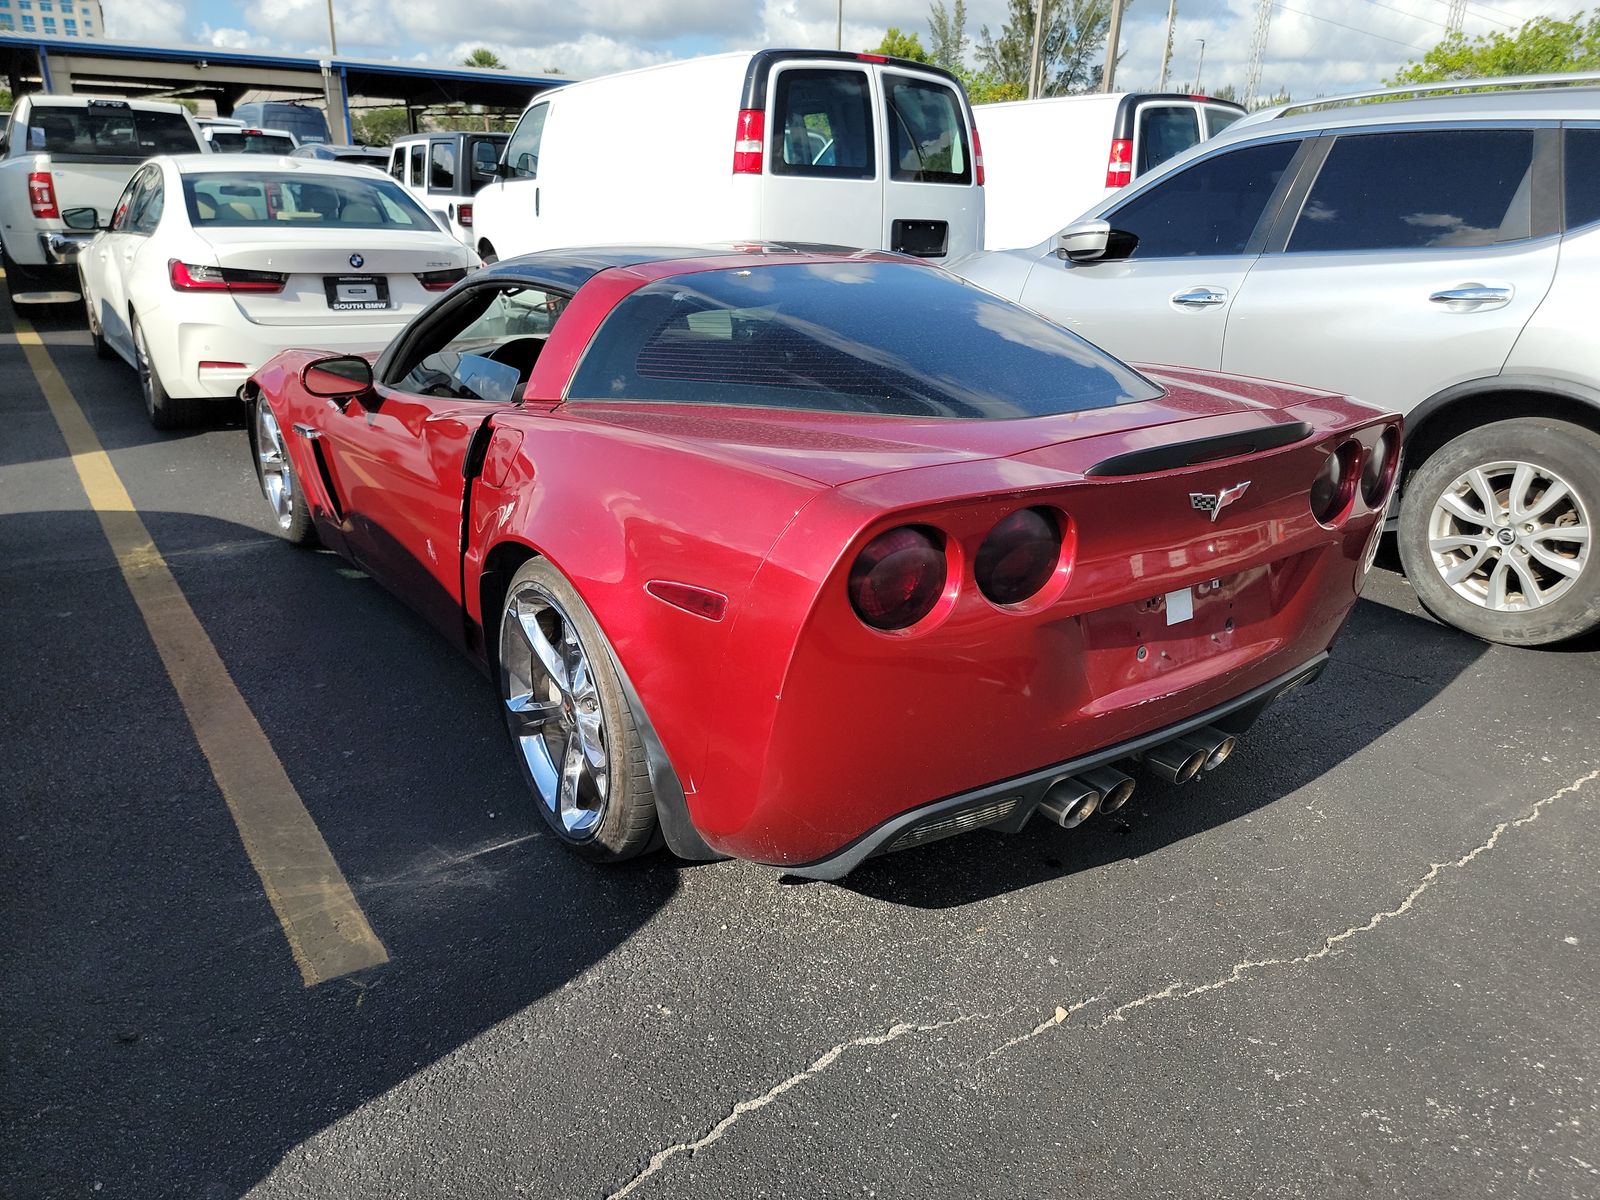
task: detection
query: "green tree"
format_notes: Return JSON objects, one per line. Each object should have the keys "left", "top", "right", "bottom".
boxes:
{"left": 868, "top": 27, "right": 931, "bottom": 62}
{"left": 927, "top": 0, "right": 969, "bottom": 72}
{"left": 352, "top": 106, "right": 411, "bottom": 146}
{"left": 976, "top": 0, "right": 1111, "bottom": 95}
{"left": 1, "top": 87, "right": 12, "bottom": 111}
{"left": 1387, "top": 12, "right": 1600, "bottom": 83}
{"left": 462, "top": 47, "right": 507, "bottom": 70}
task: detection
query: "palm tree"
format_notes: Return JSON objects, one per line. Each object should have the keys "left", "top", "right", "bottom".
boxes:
{"left": 462, "top": 47, "right": 506, "bottom": 70}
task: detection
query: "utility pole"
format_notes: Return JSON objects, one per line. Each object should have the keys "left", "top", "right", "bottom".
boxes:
{"left": 836, "top": 0, "right": 843, "bottom": 50}
{"left": 1244, "top": 0, "right": 1271, "bottom": 107}
{"left": 1194, "top": 37, "right": 1205, "bottom": 91}
{"left": 1102, "top": 0, "right": 1126, "bottom": 93}
{"left": 1029, "top": 0, "right": 1049, "bottom": 98}
{"left": 1157, "top": 0, "right": 1177, "bottom": 90}
{"left": 1445, "top": 0, "right": 1467, "bottom": 35}
{"left": 325, "top": 0, "right": 338, "bottom": 54}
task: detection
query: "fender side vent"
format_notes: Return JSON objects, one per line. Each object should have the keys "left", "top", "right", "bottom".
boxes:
{"left": 1086, "top": 421, "right": 1313, "bottom": 478}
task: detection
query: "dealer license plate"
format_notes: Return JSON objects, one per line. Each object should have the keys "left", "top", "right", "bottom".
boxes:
{"left": 323, "top": 275, "right": 390, "bottom": 311}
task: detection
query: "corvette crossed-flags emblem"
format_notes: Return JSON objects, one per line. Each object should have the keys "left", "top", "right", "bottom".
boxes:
{"left": 1190, "top": 481, "right": 1251, "bottom": 522}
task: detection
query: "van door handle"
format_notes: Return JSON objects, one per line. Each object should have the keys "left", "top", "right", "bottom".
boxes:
{"left": 1429, "top": 285, "right": 1512, "bottom": 311}
{"left": 1171, "top": 286, "right": 1227, "bottom": 309}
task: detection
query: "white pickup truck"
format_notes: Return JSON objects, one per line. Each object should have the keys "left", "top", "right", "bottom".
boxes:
{"left": 0, "top": 95, "right": 208, "bottom": 312}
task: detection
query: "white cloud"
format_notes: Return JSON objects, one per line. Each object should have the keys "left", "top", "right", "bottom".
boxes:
{"left": 446, "top": 35, "right": 675, "bottom": 79}
{"left": 103, "top": 0, "right": 188, "bottom": 43}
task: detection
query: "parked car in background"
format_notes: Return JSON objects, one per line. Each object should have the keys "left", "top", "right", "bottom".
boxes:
{"left": 202, "top": 125, "right": 299, "bottom": 154}
{"left": 387, "top": 130, "right": 507, "bottom": 245}
{"left": 77, "top": 154, "right": 474, "bottom": 428}
{"left": 956, "top": 77, "right": 1600, "bottom": 646}
{"left": 471, "top": 50, "right": 984, "bottom": 265}
{"left": 245, "top": 245, "right": 1396, "bottom": 873}
{"left": 0, "top": 95, "right": 206, "bottom": 312}
{"left": 977, "top": 91, "right": 1244, "bottom": 249}
{"left": 290, "top": 142, "right": 390, "bottom": 170}
{"left": 230, "top": 101, "right": 330, "bottom": 146}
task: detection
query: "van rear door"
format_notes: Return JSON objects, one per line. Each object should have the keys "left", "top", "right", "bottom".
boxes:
{"left": 878, "top": 66, "right": 982, "bottom": 260}
{"left": 761, "top": 59, "right": 883, "bottom": 251}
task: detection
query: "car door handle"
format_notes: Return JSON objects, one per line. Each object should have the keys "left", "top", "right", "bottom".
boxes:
{"left": 1171, "top": 287, "right": 1227, "bottom": 308}
{"left": 1429, "top": 285, "right": 1512, "bottom": 310}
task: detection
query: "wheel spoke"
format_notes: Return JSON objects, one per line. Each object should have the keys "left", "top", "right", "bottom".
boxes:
{"left": 1505, "top": 555, "right": 1546, "bottom": 607}
{"left": 1523, "top": 480, "right": 1570, "bottom": 522}
{"left": 1486, "top": 557, "right": 1512, "bottom": 609}
{"left": 1439, "top": 491, "right": 1491, "bottom": 527}
{"left": 1526, "top": 543, "right": 1582, "bottom": 579}
{"left": 558, "top": 732, "right": 585, "bottom": 818}
{"left": 518, "top": 607, "right": 568, "bottom": 687}
{"left": 1466, "top": 468, "right": 1501, "bottom": 522}
{"left": 1430, "top": 534, "right": 1489, "bottom": 553}
{"left": 1508, "top": 463, "right": 1537, "bottom": 518}
{"left": 1529, "top": 523, "right": 1588, "bottom": 545}
{"left": 506, "top": 693, "right": 563, "bottom": 737}
{"left": 1443, "top": 542, "right": 1494, "bottom": 586}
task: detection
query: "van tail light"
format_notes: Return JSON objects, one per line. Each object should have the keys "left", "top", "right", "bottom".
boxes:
{"left": 733, "top": 108, "right": 764, "bottom": 175}
{"left": 1105, "top": 138, "right": 1133, "bottom": 187}
{"left": 848, "top": 526, "right": 946, "bottom": 631}
{"left": 972, "top": 122, "right": 985, "bottom": 186}
{"left": 28, "top": 172, "right": 60, "bottom": 219}
{"left": 417, "top": 268, "right": 467, "bottom": 292}
{"left": 169, "top": 260, "right": 287, "bottom": 293}
{"left": 456, "top": 203, "right": 473, "bottom": 228}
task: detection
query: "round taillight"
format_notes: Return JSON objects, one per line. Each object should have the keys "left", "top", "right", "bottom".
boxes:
{"left": 1361, "top": 425, "right": 1400, "bottom": 508}
{"left": 848, "top": 526, "right": 946, "bottom": 631}
{"left": 1310, "top": 442, "right": 1361, "bottom": 526}
{"left": 976, "top": 507, "right": 1062, "bottom": 605}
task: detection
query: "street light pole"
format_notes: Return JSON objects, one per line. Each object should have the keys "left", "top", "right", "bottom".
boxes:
{"left": 1101, "top": 0, "right": 1125, "bottom": 93}
{"left": 836, "top": 0, "right": 843, "bottom": 51}
{"left": 325, "top": 0, "right": 338, "bottom": 55}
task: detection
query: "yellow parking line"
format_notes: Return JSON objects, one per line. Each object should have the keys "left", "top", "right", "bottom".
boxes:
{"left": 14, "top": 319, "right": 389, "bottom": 987}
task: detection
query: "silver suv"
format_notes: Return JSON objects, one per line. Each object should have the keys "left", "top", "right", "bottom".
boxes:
{"left": 957, "top": 75, "right": 1600, "bottom": 646}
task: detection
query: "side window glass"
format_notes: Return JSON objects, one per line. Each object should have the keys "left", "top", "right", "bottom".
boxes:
{"left": 1289, "top": 129, "right": 1535, "bottom": 252}
{"left": 1137, "top": 105, "right": 1200, "bottom": 174}
{"left": 771, "top": 68, "right": 873, "bottom": 179}
{"left": 1565, "top": 128, "right": 1600, "bottom": 230}
{"left": 505, "top": 105, "right": 548, "bottom": 179}
{"left": 109, "top": 169, "right": 148, "bottom": 232}
{"left": 395, "top": 285, "right": 570, "bottom": 400}
{"left": 884, "top": 75, "right": 969, "bottom": 183}
{"left": 388, "top": 150, "right": 405, "bottom": 181}
{"left": 131, "top": 175, "right": 163, "bottom": 234}
{"left": 408, "top": 145, "right": 425, "bottom": 188}
{"left": 1107, "top": 139, "right": 1299, "bottom": 259}
{"left": 430, "top": 141, "right": 456, "bottom": 190}
{"left": 1206, "top": 107, "right": 1243, "bottom": 137}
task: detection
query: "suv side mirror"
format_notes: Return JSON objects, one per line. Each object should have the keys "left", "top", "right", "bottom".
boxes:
{"left": 1055, "top": 219, "right": 1112, "bottom": 262}
{"left": 302, "top": 354, "right": 374, "bottom": 398}
{"left": 61, "top": 206, "right": 101, "bottom": 231}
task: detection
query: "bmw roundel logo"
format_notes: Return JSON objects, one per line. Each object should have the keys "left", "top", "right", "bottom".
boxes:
{"left": 349, "top": 253, "right": 364, "bottom": 269}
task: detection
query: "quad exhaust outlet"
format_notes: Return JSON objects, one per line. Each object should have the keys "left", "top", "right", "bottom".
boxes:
{"left": 1082, "top": 765, "right": 1136, "bottom": 813}
{"left": 1037, "top": 776, "right": 1101, "bottom": 829}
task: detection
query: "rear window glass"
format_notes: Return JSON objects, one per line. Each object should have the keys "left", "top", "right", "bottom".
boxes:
{"left": 207, "top": 131, "right": 296, "bottom": 154}
{"left": 569, "top": 261, "right": 1159, "bottom": 419}
{"left": 1566, "top": 128, "right": 1600, "bottom": 230}
{"left": 772, "top": 69, "right": 874, "bottom": 180}
{"left": 1207, "top": 107, "right": 1243, "bottom": 136}
{"left": 26, "top": 104, "right": 196, "bottom": 158}
{"left": 885, "top": 75, "right": 969, "bottom": 184}
{"left": 1137, "top": 105, "right": 1200, "bottom": 174}
{"left": 430, "top": 142, "right": 456, "bottom": 189}
{"left": 181, "top": 172, "right": 435, "bottom": 229}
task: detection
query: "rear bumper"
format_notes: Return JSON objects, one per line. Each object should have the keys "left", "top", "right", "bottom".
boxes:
{"left": 780, "top": 653, "right": 1329, "bottom": 880}
{"left": 162, "top": 316, "right": 406, "bottom": 398}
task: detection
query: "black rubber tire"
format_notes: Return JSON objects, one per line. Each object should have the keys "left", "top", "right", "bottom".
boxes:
{"left": 1399, "top": 418, "right": 1600, "bottom": 646}
{"left": 495, "top": 557, "right": 658, "bottom": 862}
{"left": 81, "top": 272, "right": 115, "bottom": 360}
{"left": 477, "top": 239, "right": 499, "bottom": 265}
{"left": 132, "top": 314, "right": 204, "bottom": 430}
{"left": 248, "top": 398, "right": 318, "bottom": 547}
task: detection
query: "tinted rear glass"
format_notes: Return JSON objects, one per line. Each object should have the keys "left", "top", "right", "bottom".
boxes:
{"left": 181, "top": 172, "right": 435, "bottom": 229}
{"left": 772, "top": 69, "right": 874, "bottom": 180}
{"left": 885, "top": 75, "right": 969, "bottom": 184}
{"left": 208, "top": 131, "right": 296, "bottom": 154}
{"left": 1566, "top": 128, "right": 1600, "bottom": 230}
{"left": 25, "top": 104, "right": 196, "bottom": 158}
{"left": 569, "top": 262, "right": 1159, "bottom": 419}
{"left": 1137, "top": 105, "right": 1200, "bottom": 174}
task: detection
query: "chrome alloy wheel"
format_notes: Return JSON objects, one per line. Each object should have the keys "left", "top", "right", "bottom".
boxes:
{"left": 499, "top": 582, "right": 609, "bottom": 837}
{"left": 1427, "top": 459, "right": 1591, "bottom": 611}
{"left": 255, "top": 402, "right": 295, "bottom": 530}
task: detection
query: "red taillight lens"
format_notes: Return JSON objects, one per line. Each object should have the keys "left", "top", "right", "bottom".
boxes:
{"left": 1361, "top": 425, "right": 1400, "bottom": 508}
{"left": 457, "top": 203, "right": 473, "bottom": 228}
{"left": 169, "top": 260, "right": 287, "bottom": 293}
{"left": 1105, "top": 138, "right": 1133, "bottom": 187}
{"left": 1311, "top": 442, "right": 1362, "bottom": 526}
{"left": 733, "top": 108, "right": 764, "bottom": 175}
{"left": 972, "top": 122, "right": 985, "bottom": 186}
{"left": 28, "top": 172, "right": 60, "bottom": 219}
{"left": 976, "top": 507, "right": 1062, "bottom": 606}
{"left": 417, "top": 268, "right": 467, "bottom": 292}
{"left": 848, "top": 526, "right": 946, "bottom": 631}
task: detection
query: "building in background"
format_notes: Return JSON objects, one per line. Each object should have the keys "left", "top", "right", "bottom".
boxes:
{"left": 0, "top": 0, "right": 103, "bottom": 39}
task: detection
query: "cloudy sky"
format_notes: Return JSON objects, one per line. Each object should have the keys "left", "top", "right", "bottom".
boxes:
{"left": 105, "top": 0, "right": 1562, "bottom": 97}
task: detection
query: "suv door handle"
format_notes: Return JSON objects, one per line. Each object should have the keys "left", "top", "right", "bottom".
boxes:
{"left": 1171, "top": 287, "right": 1227, "bottom": 309}
{"left": 1429, "top": 285, "right": 1512, "bottom": 311}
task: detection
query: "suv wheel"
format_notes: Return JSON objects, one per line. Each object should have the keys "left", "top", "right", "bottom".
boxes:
{"left": 1399, "top": 418, "right": 1600, "bottom": 646}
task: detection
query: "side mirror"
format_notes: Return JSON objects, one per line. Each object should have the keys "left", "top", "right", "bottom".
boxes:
{"left": 494, "top": 159, "right": 512, "bottom": 179}
{"left": 61, "top": 206, "right": 101, "bottom": 231}
{"left": 1055, "top": 219, "right": 1111, "bottom": 262}
{"left": 302, "top": 354, "right": 374, "bottom": 398}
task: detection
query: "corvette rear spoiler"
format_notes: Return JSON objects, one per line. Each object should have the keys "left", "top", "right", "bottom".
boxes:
{"left": 1084, "top": 420, "right": 1313, "bottom": 478}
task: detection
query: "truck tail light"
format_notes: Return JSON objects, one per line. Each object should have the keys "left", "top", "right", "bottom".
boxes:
{"left": 169, "top": 260, "right": 287, "bottom": 293}
{"left": 972, "top": 122, "right": 985, "bottom": 186}
{"left": 456, "top": 203, "right": 473, "bottom": 228}
{"left": 1105, "top": 138, "right": 1133, "bottom": 187}
{"left": 733, "top": 108, "right": 764, "bottom": 175}
{"left": 28, "top": 172, "right": 60, "bottom": 219}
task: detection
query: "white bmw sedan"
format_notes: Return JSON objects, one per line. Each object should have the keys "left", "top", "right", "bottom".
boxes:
{"left": 77, "top": 154, "right": 475, "bottom": 428}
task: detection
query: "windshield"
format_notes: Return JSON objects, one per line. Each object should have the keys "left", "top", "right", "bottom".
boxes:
{"left": 570, "top": 261, "right": 1160, "bottom": 419}
{"left": 26, "top": 104, "right": 197, "bottom": 159}
{"left": 207, "top": 131, "right": 297, "bottom": 155}
{"left": 181, "top": 171, "right": 436, "bottom": 229}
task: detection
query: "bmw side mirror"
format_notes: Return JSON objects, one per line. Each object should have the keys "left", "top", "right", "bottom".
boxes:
{"left": 1055, "top": 219, "right": 1111, "bottom": 263}
{"left": 302, "top": 354, "right": 374, "bottom": 398}
{"left": 61, "top": 206, "right": 101, "bottom": 231}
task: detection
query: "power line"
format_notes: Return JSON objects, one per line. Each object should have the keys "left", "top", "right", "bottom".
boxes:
{"left": 1352, "top": 0, "right": 1450, "bottom": 30}
{"left": 1273, "top": 2, "right": 1430, "bottom": 51}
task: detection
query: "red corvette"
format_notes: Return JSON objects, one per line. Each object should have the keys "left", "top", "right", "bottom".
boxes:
{"left": 244, "top": 246, "right": 1398, "bottom": 878}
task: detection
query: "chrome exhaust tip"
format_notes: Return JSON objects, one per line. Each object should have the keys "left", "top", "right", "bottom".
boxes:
{"left": 1181, "top": 725, "right": 1237, "bottom": 771}
{"left": 1142, "top": 740, "right": 1208, "bottom": 784}
{"left": 1082, "top": 765, "right": 1136, "bottom": 814}
{"left": 1037, "top": 776, "right": 1102, "bottom": 829}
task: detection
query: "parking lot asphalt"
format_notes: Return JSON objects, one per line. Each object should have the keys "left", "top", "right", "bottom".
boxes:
{"left": 2, "top": 297, "right": 1598, "bottom": 1200}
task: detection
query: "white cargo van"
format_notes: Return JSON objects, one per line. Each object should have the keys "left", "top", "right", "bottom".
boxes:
{"left": 471, "top": 49, "right": 984, "bottom": 263}
{"left": 977, "top": 91, "right": 1243, "bottom": 249}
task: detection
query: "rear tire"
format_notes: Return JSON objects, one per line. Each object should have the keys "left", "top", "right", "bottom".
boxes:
{"left": 477, "top": 239, "right": 499, "bottom": 265}
{"left": 132, "top": 314, "right": 203, "bottom": 430}
{"left": 81, "top": 273, "right": 114, "bottom": 360}
{"left": 1399, "top": 418, "right": 1600, "bottom": 646}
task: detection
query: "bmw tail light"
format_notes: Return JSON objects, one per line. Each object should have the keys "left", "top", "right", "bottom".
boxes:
{"left": 848, "top": 526, "right": 946, "bottom": 631}
{"left": 1362, "top": 425, "right": 1400, "bottom": 508}
{"left": 169, "top": 260, "right": 287, "bottom": 293}
{"left": 1105, "top": 138, "right": 1133, "bottom": 187}
{"left": 28, "top": 172, "right": 60, "bottom": 219}
{"left": 976, "top": 508, "right": 1061, "bottom": 605}
{"left": 972, "top": 122, "right": 985, "bottom": 186}
{"left": 733, "top": 108, "right": 765, "bottom": 175}
{"left": 1310, "top": 442, "right": 1362, "bottom": 526}
{"left": 417, "top": 268, "right": 467, "bottom": 292}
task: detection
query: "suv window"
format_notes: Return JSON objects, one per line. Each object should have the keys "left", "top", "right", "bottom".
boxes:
{"left": 771, "top": 69, "right": 874, "bottom": 180}
{"left": 1566, "top": 128, "right": 1600, "bottom": 230}
{"left": 1107, "top": 138, "right": 1299, "bottom": 259}
{"left": 430, "top": 141, "right": 456, "bottom": 191}
{"left": 25, "top": 103, "right": 196, "bottom": 159}
{"left": 1137, "top": 105, "right": 1200, "bottom": 174}
{"left": 884, "top": 75, "right": 969, "bottom": 184}
{"left": 505, "top": 104, "right": 548, "bottom": 179}
{"left": 1288, "top": 129, "right": 1536, "bottom": 252}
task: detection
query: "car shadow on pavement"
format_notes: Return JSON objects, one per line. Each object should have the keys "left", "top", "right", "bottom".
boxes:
{"left": 837, "top": 589, "right": 1491, "bottom": 909}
